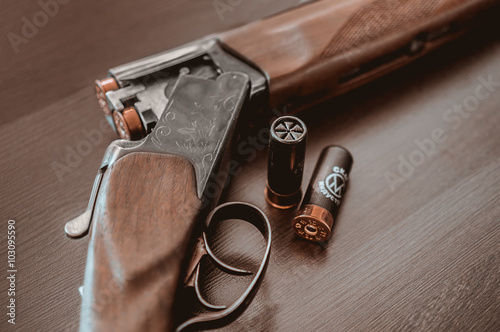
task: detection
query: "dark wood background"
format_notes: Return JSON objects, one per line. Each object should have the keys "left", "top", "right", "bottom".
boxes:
{"left": 1, "top": 0, "right": 499, "bottom": 331}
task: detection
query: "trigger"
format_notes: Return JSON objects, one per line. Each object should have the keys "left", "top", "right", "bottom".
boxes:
{"left": 203, "top": 233, "right": 253, "bottom": 275}
{"left": 64, "top": 169, "right": 104, "bottom": 239}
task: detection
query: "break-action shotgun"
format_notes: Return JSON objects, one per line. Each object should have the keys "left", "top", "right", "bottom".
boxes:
{"left": 64, "top": 0, "right": 499, "bottom": 331}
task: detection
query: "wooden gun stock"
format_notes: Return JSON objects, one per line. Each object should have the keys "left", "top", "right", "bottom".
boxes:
{"left": 80, "top": 153, "right": 202, "bottom": 332}
{"left": 221, "top": 0, "right": 499, "bottom": 110}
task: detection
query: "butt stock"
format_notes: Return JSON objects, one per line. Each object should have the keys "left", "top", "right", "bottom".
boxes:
{"left": 80, "top": 153, "right": 202, "bottom": 331}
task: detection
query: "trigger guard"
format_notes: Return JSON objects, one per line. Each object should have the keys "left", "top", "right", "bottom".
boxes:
{"left": 176, "top": 202, "right": 272, "bottom": 332}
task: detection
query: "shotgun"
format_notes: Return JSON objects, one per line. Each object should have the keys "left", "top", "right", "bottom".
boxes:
{"left": 65, "top": 0, "right": 499, "bottom": 330}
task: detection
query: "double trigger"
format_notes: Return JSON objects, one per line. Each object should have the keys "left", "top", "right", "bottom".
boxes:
{"left": 176, "top": 202, "right": 272, "bottom": 332}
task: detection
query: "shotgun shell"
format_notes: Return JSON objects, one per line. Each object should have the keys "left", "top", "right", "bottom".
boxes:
{"left": 265, "top": 116, "right": 307, "bottom": 209}
{"left": 95, "top": 77, "right": 119, "bottom": 116}
{"left": 113, "top": 106, "right": 146, "bottom": 140}
{"left": 292, "top": 146, "right": 353, "bottom": 242}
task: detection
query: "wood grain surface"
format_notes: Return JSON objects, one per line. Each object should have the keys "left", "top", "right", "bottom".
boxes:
{"left": 221, "top": 0, "right": 499, "bottom": 109}
{"left": 81, "top": 152, "right": 202, "bottom": 332}
{"left": 1, "top": 1, "right": 499, "bottom": 331}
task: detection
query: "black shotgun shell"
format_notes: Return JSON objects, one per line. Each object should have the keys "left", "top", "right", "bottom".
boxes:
{"left": 265, "top": 116, "right": 307, "bottom": 209}
{"left": 292, "top": 146, "right": 353, "bottom": 242}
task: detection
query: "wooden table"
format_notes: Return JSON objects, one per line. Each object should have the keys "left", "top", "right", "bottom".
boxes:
{"left": 1, "top": 1, "right": 499, "bottom": 331}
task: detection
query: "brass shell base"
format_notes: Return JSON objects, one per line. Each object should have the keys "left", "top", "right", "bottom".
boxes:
{"left": 113, "top": 106, "right": 145, "bottom": 140}
{"left": 292, "top": 204, "right": 334, "bottom": 242}
{"left": 265, "top": 185, "right": 301, "bottom": 210}
{"left": 95, "top": 77, "right": 119, "bottom": 116}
